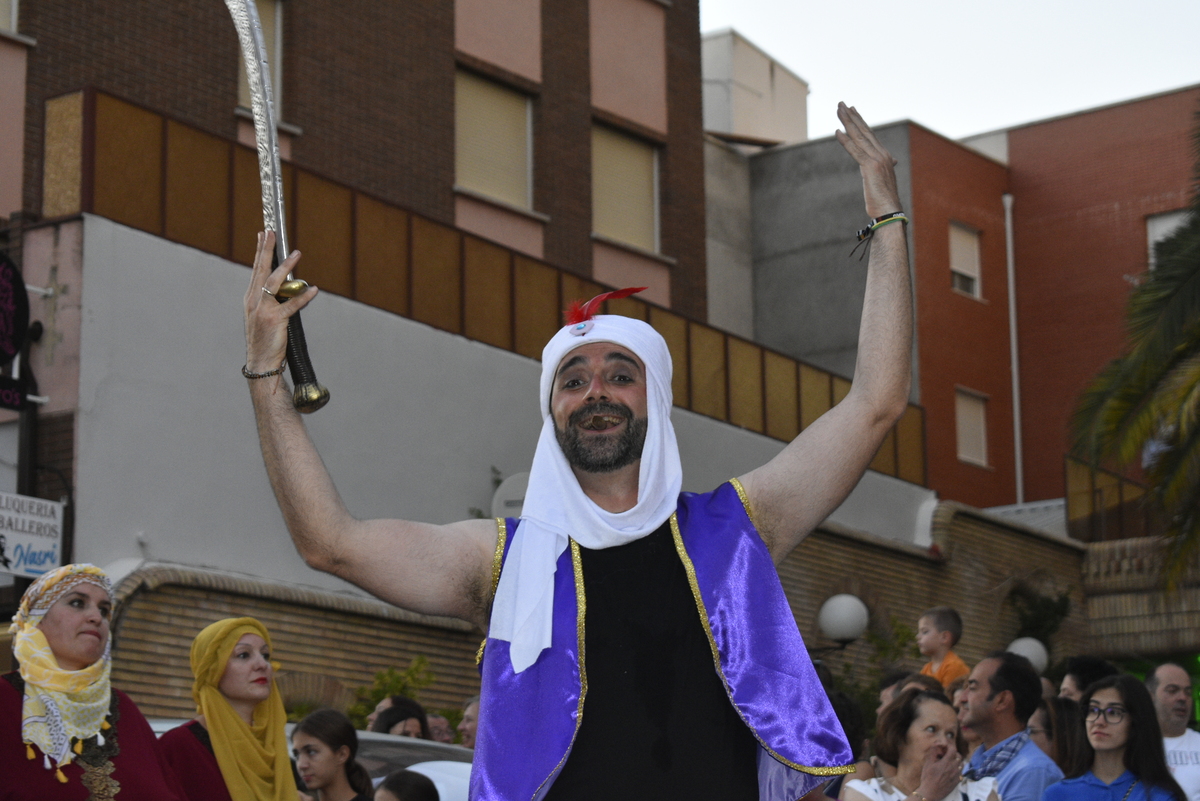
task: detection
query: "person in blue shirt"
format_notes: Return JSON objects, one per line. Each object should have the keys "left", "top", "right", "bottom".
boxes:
{"left": 1043, "top": 674, "right": 1186, "bottom": 801}
{"left": 960, "top": 651, "right": 1064, "bottom": 801}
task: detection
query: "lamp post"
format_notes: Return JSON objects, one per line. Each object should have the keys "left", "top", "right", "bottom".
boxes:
{"left": 811, "top": 593, "right": 869, "bottom": 656}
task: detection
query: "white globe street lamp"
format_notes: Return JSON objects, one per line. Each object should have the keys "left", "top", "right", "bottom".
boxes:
{"left": 1007, "top": 637, "right": 1049, "bottom": 674}
{"left": 817, "top": 593, "right": 870, "bottom": 647}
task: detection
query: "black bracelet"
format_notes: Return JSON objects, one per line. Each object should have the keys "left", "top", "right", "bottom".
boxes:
{"left": 850, "top": 211, "right": 909, "bottom": 261}
{"left": 242, "top": 362, "right": 287, "bottom": 379}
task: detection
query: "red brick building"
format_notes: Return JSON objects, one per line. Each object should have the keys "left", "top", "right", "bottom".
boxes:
{"left": 1005, "top": 86, "right": 1200, "bottom": 502}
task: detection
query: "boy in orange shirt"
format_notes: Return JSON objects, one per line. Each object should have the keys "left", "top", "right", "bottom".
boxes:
{"left": 916, "top": 606, "right": 970, "bottom": 688}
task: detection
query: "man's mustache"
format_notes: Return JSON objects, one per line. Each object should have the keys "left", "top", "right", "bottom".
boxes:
{"left": 567, "top": 401, "right": 633, "bottom": 428}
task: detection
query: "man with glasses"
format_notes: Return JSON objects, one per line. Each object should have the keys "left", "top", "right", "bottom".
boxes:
{"left": 960, "top": 651, "right": 1064, "bottom": 801}
{"left": 1148, "top": 663, "right": 1200, "bottom": 799}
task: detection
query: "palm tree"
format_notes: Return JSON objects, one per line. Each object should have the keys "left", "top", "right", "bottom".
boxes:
{"left": 1071, "top": 115, "right": 1200, "bottom": 569}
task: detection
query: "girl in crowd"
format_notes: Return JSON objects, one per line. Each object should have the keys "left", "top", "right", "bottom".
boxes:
{"left": 159, "top": 617, "right": 298, "bottom": 801}
{"left": 375, "top": 770, "right": 440, "bottom": 801}
{"left": 1, "top": 563, "right": 184, "bottom": 800}
{"left": 371, "top": 696, "right": 429, "bottom": 738}
{"left": 1043, "top": 675, "right": 1186, "bottom": 801}
{"left": 293, "top": 709, "right": 374, "bottom": 801}
{"left": 1028, "top": 696, "right": 1087, "bottom": 775}
{"left": 843, "top": 688, "right": 998, "bottom": 801}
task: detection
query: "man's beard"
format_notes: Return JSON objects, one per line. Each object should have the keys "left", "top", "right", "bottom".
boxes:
{"left": 554, "top": 401, "right": 648, "bottom": 474}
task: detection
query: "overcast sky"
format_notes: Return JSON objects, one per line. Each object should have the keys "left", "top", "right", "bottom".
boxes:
{"left": 699, "top": 0, "right": 1200, "bottom": 141}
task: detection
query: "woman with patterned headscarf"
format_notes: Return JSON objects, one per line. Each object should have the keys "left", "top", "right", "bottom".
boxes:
{"left": 158, "top": 617, "right": 298, "bottom": 801}
{"left": 1, "top": 563, "right": 185, "bottom": 800}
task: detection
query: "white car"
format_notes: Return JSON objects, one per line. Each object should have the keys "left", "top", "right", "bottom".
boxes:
{"left": 149, "top": 719, "right": 473, "bottom": 801}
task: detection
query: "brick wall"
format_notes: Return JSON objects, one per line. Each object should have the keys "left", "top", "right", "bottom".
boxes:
{"left": 782, "top": 503, "right": 1087, "bottom": 686}
{"left": 908, "top": 124, "right": 1015, "bottom": 508}
{"left": 1007, "top": 86, "right": 1200, "bottom": 501}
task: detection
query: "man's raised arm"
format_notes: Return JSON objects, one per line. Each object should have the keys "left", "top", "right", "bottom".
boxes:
{"left": 739, "top": 103, "right": 914, "bottom": 562}
{"left": 243, "top": 232, "right": 497, "bottom": 627}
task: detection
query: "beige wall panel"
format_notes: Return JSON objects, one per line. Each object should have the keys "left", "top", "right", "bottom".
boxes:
{"left": 454, "top": 193, "right": 543, "bottom": 259}
{"left": 689, "top": 324, "right": 727, "bottom": 421}
{"left": 763, "top": 351, "right": 799, "bottom": 442}
{"left": 463, "top": 235, "right": 513, "bottom": 350}
{"left": 513, "top": 256, "right": 559, "bottom": 359}
{"left": 799, "top": 363, "right": 831, "bottom": 429}
{"left": 455, "top": 0, "right": 541, "bottom": 82}
{"left": 294, "top": 171, "right": 354, "bottom": 297}
{"left": 410, "top": 217, "right": 462, "bottom": 333}
{"left": 649, "top": 308, "right": 689, "bottom": 405}
{"left": 165, "top": 121, "right": 230, "bottom": 257}
{"left": 354, "top": 194, "right": 409, "bottom": 317}
{"left": 591, "top": 240, "right": 669, "bottom": 306}
{"left": 895, "top": 405, "right": 926, "bottom": 486}
{"left": 94, "top": 94, "right": 162, "bottom": 234}
{"left": 42, "top": 92, "right": 83, "bottom": 218}
{"left": 727, "top": 338, "right": 763, "bottom": 433}
{"left": 589, "top": 0, "right": 667, "bottom": 133}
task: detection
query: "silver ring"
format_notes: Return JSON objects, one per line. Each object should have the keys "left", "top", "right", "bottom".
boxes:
{"left": 262, "top": 286, "right": 275, "bottom": 297}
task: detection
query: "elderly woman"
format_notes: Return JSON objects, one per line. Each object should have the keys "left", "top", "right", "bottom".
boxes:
{"left": 843, "top": 688, "right": 998, "bottom": 801}
{"left": 1, "top": 563, "right": 184, "bottom": 800}
{"left": 158, "top": 617, "right": 298, "bottom": 801}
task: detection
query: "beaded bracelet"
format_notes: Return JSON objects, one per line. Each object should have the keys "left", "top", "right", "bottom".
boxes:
{"left": 242, "top": 362, "right": 287, "bottom": 379}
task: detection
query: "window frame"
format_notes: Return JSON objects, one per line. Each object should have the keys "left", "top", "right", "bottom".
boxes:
{"left": 949, "top": 222, "right": 982, "bottom": 299}
{"left": 954, "top": 387, "right": 989, "bottom": 468}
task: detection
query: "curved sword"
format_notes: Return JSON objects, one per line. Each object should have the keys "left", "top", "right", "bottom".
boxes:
{"left": 225, "top": 0, "right": 330, "bottom": 413}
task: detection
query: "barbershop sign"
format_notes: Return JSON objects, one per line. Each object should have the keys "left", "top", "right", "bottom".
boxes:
{"left": 0, "top": 491, "right": 63, "bottom": 578}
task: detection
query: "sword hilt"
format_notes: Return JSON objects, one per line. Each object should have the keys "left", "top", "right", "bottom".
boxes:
{"left": 272, "top": 255, "right": 330, "bottom": 414}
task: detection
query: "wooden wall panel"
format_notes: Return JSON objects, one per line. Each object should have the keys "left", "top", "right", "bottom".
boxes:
{"left": 763, "top": 352, "right": 799, "bottom": 442}
{"left": 606, "top": 296, "right": 648, "bottom": 321}
{"left": 869, "top": 428, "right": 897, "bottom": 475}
{"left": 93, "top": 95, "right": 162, "bottom": 234}
{"left": 231, "top": 147, "right": 264, "bottom": 267}
{"left": 410, "top": 217, "right": 462, "bottom": 333}
{"left": 354, "top": 195, "right": 409, "bottom": 316}
{"left": 727, "top": 338, "right": 763, "bottom": 432}
{"left": 896, "top": 405, "right": 925, "bottom": 485}
{"left": 688, "top": 325, "right": 727, "bottom": 420}
{"left": 294, "top": 172, "right": 354, "bottom": 297}
{"left": 513, "top": 257, "right": 560, "bottom": 359}
{"left": 832, "top": 376, "right": 852, "bottom": 406}
{"left": 648, "top": 308, "right": 689, "bottom": 406}
{"left": 559, "top": 274, "right": 604, "bottom": 316}
{"left": 799, "top": 363, "right": 831, "bottom": 429}
{"left": 463, "top": 236, "right": 513, "bottom": 350}
{"left": 165, "top": 122, "right": 230, "bottom": 257}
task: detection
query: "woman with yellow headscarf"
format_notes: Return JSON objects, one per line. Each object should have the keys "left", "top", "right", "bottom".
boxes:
{"left": 159, "top": 617, "right": 299, "bottom": 801}
{"left": 2, "top": 563, "right": 186, "bottom": 800}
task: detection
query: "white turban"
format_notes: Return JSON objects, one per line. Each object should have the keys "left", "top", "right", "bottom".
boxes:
{"left": 489, "top": 314, "right": 682, "bottom": 672}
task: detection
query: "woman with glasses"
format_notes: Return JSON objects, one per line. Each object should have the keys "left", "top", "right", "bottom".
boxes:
{"left": 1042, "top": 674, "right": 1185, "bottom": 801}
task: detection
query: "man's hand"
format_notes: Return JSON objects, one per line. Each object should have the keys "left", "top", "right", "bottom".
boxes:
{"left": 915, "top": 744, "right": 963, "bottom": 801}
{"left": 834, "top": 102, "right": 903, "bottom": 219}
{"left": 243, "top": 231, "right": 318, "bottom": 374}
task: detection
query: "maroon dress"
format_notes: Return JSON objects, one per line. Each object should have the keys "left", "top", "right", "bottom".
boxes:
{"left": 0, "top": 672, "right": 186, "bottom": 801}
{"left": 158, "top": 721, "right": 234, "bottom": 801}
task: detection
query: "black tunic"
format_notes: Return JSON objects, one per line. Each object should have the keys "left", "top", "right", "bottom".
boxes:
{"left": 543, "top": 522, "right": 759, "bottom": 800}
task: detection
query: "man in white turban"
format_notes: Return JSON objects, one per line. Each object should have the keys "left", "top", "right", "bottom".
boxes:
{"left": 244, "top": 105, "right": 931, "bottom": 800}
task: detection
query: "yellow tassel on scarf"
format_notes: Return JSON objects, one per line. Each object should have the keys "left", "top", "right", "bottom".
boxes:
{"left": 56, "top": 768, "right": 68, "bottom": 783}
{"left": 26, "top": 743, "right": 34, "bottom": 759}
{"left": 73, "top": 739, "right": 83, "bottom": 755}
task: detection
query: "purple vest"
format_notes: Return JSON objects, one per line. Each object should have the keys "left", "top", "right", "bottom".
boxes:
{"left": 470, "top": 481, "right": 853, "bottom": 800}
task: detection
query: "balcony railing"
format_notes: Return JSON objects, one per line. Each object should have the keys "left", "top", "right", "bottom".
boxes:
{"left": 1065, "top": 456, "right": 1157, "bottom": 542}
{"left": 40, "top": 88, "right": 926, "bottom": 486}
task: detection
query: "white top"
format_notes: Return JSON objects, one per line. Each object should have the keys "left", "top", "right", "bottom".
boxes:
{"left": 1165, "top": 728, "right": 1200, "bottom": 801}
{"left": 845, "top": 776, "right": 998, "bottom": 801}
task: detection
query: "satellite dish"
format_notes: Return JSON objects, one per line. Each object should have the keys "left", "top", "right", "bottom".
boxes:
{"left": 491, "top": 472, "right": 529, "bottom": 519}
